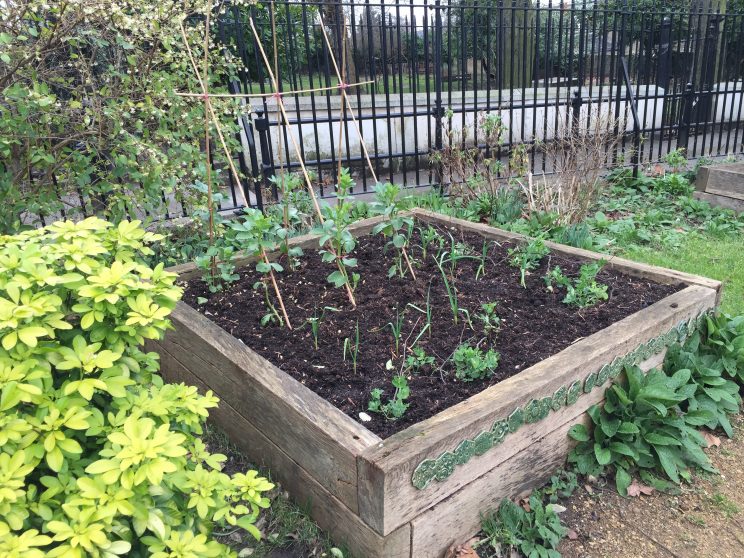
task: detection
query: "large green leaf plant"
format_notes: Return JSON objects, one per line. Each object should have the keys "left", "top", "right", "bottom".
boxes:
{"left": 0, "top": 218, "right": 272, "bottom": 557}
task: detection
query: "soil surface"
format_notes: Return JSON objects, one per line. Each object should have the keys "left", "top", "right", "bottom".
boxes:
{"left": 184, "top": 222, "right": 681, "bottom": 438}
{"left": 558, "top": 415, "right": 744, "bottom": 558}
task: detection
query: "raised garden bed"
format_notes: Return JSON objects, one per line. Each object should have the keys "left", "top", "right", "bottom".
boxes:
{"left": 151, "top": 209, "right": 721, "bottom": 558}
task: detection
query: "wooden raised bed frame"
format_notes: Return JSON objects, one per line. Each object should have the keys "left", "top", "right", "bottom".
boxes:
{"left": 151, "top": 209, "right": 721, "bottom": 558}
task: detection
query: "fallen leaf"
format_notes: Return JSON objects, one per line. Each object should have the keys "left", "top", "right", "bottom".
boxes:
{"left": 444, "top": 538, "right": 480, "bottom": 558}
{"left": 584, "top": 484, "right": 594, "bottom": 495}
{"left": 567, "top": 529, "right": 579, "bottom": 540}
{"left": 701, "top": 430, "right": 721, "bottom": 448}
{"left": 627, "top": 480, "right": 655, "bottom": 497}
{"left": 547, "top": 504, "right": 567, "bottom": 514}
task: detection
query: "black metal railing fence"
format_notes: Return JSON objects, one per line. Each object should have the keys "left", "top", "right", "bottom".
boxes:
{"left": 219, "top": 0, "right": 744, "bottom": 208}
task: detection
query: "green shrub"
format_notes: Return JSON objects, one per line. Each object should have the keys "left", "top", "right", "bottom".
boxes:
{"left": 0, "top": 218, "right": 272, "bottom": 557}
{"left": 568, "top": 366, "right": 716, "bottom": 495}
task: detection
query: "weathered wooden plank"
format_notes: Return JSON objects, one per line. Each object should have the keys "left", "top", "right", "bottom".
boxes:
{"left": 157, "top": 351, "right": 411, "bottom": 558}
{"left": 170, "top": 214, "right": 388, "bottom": 281}
{"left": 357, "top": 285, "right": 717, "bottom": 535}
{"left": 155, "top": 305, "right": 380, "bottom": 512}
{"left": 410, "top": 208, "right": 723, "bottom": 298}
{"left": 408, "top": 349, "right": 666, "bottom": 558}
{"left": 409, "top": 415, "right": 583, "bottom": 558}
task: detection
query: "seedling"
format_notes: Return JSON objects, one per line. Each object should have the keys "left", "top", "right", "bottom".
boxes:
{"left": 508, "top": 236, "right": 549, "bottom": 288}
{"left": 452, "top": 342, "right": 500, "bottom": 382}
{"left": 478, "top": 492, "right": 567, "bottom": 558}
{"left": 387, "top": 308, "right": 405, "bottom": 356}
{"left": 544, "top": 261, "right": 608, "bottom": 308}
{"left": 230, "top": 209, "right": 292, "bottom": 329}
{"left": 419, "top": 225, "right": 444, "bottom": 261}
{"left": 475, "top": 240, "right": 490, "bottom": 280}
{"left": 269, "top": 172, "right": 305, "bottom": 269}
{"left": 405, "top": 347, "right": 435, "bottom": 374}
{"left": 371, "top": 182, "right": 417, "bottom": 279}
{"left": 195, "top": 244, "right": 238, "bottom": 293}
{"left": 306, "top": 306, "right": 340, "bottom": 350}
{"left": 434, "top": 252, "right": 460, "bottom": 325}
{"left": 253, "top": 280, "right": 282, "bottom": 327}
{"left": 407, "top": 285, "right": 433, "bottom": 338}
{"left": 368, "top": 372, "right": 410, "bottom": 421}
{"left": 343, "top": 320, "right": 361, "bottom": 374}
{"left": 317, "top": 168, "right": 359, "bottom": 306}
{"left": 476, "top": 302, "right": 502, "bottom": 335}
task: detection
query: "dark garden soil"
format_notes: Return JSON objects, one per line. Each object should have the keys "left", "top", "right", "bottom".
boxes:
{"left": 183, "top": 222, "right": 681, "bottom": 439}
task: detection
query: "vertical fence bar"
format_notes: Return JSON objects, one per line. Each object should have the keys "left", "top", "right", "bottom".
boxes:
{"left": 433, "top": 0, "right": 444, "bottom": 190}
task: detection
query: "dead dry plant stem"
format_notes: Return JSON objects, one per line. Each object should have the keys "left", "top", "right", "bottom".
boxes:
{"left": 262, "top": 249, "right": 292, "bottom": 330}
{"left": 248, "top": 15, "right": 357, "bottom": 308}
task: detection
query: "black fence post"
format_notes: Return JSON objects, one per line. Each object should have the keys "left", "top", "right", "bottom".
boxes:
{"left": 241, "top": 114, "right": 263, "bottom": 211}
{"left": 696, "top": 16, "right": 720, "bottom": 126}
{"left": 656, "top": 16, "right": 672, "bottom": 90}
{"left": 254, "top": 110, "right": 278, "bottom": 204}
{"left": 571, "top": 90, "right": 583, "bottom": 135}
{"left": 677, "top": 83, "right": 695, "bottom": 152}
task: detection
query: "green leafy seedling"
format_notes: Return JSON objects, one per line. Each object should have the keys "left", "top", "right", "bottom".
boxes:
{"left": 317, "top": 168, "right": 359, "bottom": 306}
{"left": 368, "top": 373, "right": 410, "bottom": 421}
{"left": 230, "top": 208, "right": 293, "bottom": 328}
{"left": 371, "top": 182, "right": 416, "bottom": 278}
{"left": 509, "top": 236, "right": 549, "bottom": 288}
{"left": 452, "top": 343, "right": 500, "bottom": 382}
{"left": 545, "top": 261, "right": 608, "bottom": 308}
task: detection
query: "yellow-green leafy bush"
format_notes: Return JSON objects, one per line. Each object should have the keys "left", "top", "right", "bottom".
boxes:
{"left": 0, "top": 218, "right": 272, "bottom": 557}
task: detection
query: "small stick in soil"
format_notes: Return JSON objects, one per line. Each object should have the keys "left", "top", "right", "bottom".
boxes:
{"left": 261, "top": 249, "right": 292, "bottom": 330}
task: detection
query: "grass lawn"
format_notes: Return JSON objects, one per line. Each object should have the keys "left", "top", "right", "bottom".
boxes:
{"left": 621, "top": 233, "right": 744, "bottom": 316}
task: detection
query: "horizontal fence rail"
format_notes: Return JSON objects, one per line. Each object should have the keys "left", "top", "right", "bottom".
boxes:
{"left": 220, "top": 0, "right": 744, "bottom": 208}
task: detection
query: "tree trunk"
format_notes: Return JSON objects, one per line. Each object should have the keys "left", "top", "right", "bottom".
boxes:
{"left": 321, "top": 1, "right": 357, "bottom": 81}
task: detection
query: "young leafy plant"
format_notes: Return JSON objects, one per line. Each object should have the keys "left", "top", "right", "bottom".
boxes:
{"left": 545, "top": 261, "right": 609, "bottom": 308}
{"left": 268, "top": 172, "right": 307, "bottom": 269}
{"left": 405, "top": 347, "right": 435, "bottom": 374}
{"left": 419, "top": 224, "right": 444, "bottom": 261}
{"left": 230, "top": 208, "right": 293, "bottom": 329}
{"left": 452, "top": 342, "right": 500, "bottom": 382}
{"left": 195, "top": 243, "right": 239, "bottom": 293}
{"left": 387, "top": 308, "right": 405, "bottom": 356}
{"left": 343, "top": 320, "right": 361, "bottom": 374}
{"left": 478, "top": 492, "right": 567, "bottom": 558}
{"left": 368, "top": 373, "right": 411, "bottom": 421}
{"left": 305, "top": 306, "right": 340, "bottom": 350}
{"left": 664, "top": 333, "right": 741, "bottom": 437}
{"left": 477, "top": 302, "right": 502, "bottom": 335}
{"left": 317, "top": 168, "right": 360, "bottom": 306}
{"left": 509, "top": 236, "right": 549, "bottom": 288}
{"left": 371, "top": 181, "right": 417, "bottom": 278}
{"left": 568, "top": 366, "right": 716, "bottom": 494}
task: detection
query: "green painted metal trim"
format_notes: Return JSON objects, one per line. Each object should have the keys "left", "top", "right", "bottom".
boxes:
{"left": 410, "top": 310, "right": 710, "bottom": 490}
